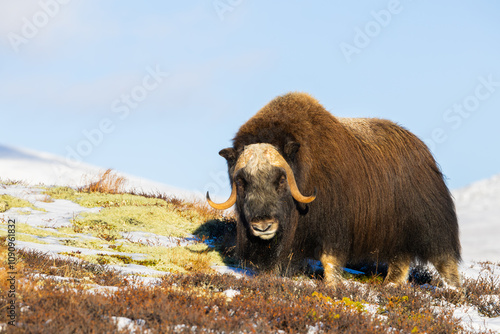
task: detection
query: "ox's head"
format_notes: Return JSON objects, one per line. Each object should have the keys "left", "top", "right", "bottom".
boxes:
{"left": 207, "top": 143, "right": 316, "bottom": 241}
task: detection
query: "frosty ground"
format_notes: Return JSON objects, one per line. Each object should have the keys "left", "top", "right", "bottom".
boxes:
{"left": 1, "top": 181, "right": 499, "bottom": 333}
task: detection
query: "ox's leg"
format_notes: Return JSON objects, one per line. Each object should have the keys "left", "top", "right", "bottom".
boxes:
{"left": 433, "top": 257, "right": 461, "bottom": 288}
{"left": 384, "top": 256, "right": 410, "bottom": 285}
{"left": 320, "top": 252, "right": 344, "bottom": 284}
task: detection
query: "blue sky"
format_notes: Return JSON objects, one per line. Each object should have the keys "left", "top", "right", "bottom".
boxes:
{"left": 1, "top": 1, "right": 499, "bottom": 197}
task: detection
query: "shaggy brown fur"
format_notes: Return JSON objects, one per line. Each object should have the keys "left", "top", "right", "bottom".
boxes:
{"left": 225, "top": 92, "right": 461, "bottom": 286}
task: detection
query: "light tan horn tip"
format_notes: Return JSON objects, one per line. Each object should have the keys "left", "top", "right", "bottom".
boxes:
{"left": 206, "top": 191, "right": 236, "bottom": 210}
{"left": 206, "top": 191, "right": 217, "bottom": 207}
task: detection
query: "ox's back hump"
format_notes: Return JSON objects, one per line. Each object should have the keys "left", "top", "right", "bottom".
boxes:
{"left": 234, "top": 92, "right": 338, "bottom": 150}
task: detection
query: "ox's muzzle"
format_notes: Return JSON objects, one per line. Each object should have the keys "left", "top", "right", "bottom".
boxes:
{"left": 250, "top": 218, "right": 279, "bottom": 240}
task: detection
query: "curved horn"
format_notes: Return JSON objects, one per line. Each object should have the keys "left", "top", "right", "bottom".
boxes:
{"left": 206, "top": 182, "right": 237, "bottom": 210}
{"left": 206, "top": 151, "right": 251, "bottom": 210}
{"left": 278, "top": 160, "right": 317, "bottom": 203}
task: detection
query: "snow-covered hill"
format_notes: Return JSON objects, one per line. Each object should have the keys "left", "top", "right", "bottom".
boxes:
{"left": 1, "top": 144, "right": 498, "bottom": 263}
{"left": 0, "top": 144, "right": 201, "bottom": 200}
{"left": 453, "top": 174, "right": 500, "bottom": 262}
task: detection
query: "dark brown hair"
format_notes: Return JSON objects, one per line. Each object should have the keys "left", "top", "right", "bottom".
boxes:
{"left": 226, "top": 92, "right": 460, "bottom": 284}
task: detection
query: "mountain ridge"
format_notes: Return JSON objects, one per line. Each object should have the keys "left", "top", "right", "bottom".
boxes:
{"left": 0, "top": 144, "right": 201, "bottom": 200}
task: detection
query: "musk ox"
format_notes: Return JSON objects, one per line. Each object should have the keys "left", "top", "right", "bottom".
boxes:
{"left": 207, "top": 92, "right": 461, "bottom": 287}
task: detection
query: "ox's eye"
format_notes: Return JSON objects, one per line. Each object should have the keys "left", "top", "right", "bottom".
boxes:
{"left": 235, "top": 178, "right": 245, "bottom": 190}
{"left": 278, "top": 175, "right": 287, "bottom": 187}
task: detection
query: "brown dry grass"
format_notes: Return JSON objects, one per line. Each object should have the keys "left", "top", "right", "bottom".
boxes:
{"left": 0, "top": 179, "right": 26, "bottom": 187}
{"left": 79, "top": 169, "right": 126, "bottom": 194}
{"left": 2, "top": 234, "right": 499, "bottom": 333}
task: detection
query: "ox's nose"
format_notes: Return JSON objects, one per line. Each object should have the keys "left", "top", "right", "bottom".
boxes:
{"left": 250, "top": 218, "right": 279, "bottom": 240}
{"left": 251, "top": 220, "right": 273, "bottom": 232}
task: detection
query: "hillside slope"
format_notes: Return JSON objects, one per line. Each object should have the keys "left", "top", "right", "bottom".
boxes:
{"left": 0, "top": 144, "right": 200, "bottom": 200}
{"left": 453, "top": 173, "right": 500, "bottom": 262}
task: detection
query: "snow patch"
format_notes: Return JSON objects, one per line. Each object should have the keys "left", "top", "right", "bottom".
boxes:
{"left": 222, "top": 288, "right": 240, "bottom": 299}
{"left": 15, "top": 240, "right": 147, "bottom": 261}
{"left": 453, "top": 305, "right": 500, "bottom": 333}
{"left": 211, "top": 265, "right": 254, "bottom": 278}
{"left": 119, "top": 231, "right": 198, "bottom": 248}
{"left": 0, "top": 184, "right": 101, "bottom": 228}
{"left": 105, "top": 316, "right": 150, "bottom": 334}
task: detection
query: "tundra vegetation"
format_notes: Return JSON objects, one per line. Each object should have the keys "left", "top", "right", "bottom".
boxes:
{"left": 0, "top": 172, "right": 499, "bottom": 333}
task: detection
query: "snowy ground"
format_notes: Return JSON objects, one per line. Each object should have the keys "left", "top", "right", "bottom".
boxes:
{"left": 459, "top": 263, "right": 500, "bottom": 332}
{"left": 1, "top": 183, "right": 499, "bottom": 332}
{"left": 0, "top": 183, "right": 239, "bottom": 278}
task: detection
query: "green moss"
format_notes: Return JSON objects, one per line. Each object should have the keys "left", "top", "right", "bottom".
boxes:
{"left": 45, "top": 186, "right": 215, "bottom": 237}
{"left": 69, "top": 204, "right": 203, "bottom": 240}
{"left": 57, "top": 238, "right": 106, "bottom": 250}
{"left": 43, "top": 186, "right": 77, "bottom": 200}
{"left": 14, "top": 234, "right": 49, "bottom": 244}
{"left": 15, "top": 223, "right": 73, "bottom": 238}
{"left": 0, "top": 194, "right": 46, "bottom": 213}
{"left": 0, "top": 223, "right": 110, "bottom": 251}
{"left": 68, "top": 251, "right": 160, "bottom": 268}
{"left": 32, "top": 187, "right": 233, "bottom": 273}
{"left": 82, "top": 242, "right": 225, "bottom": 273}
{"left": 70, "top": 218, "right": 120, "bottom": 242}
{"left": 44, "top": 187, "right": 169, "bottom": 208}
{"left": 45, "top": 186, "right": 206, "bottom": 240}
{"left": 89, "top": 253, "right": 160, "bottom": 266}
{"left": 148, "top": 243, "right": 223, "bottom": 273}
{"left": 0, "top": 223, "right": 58, "bottom": 238}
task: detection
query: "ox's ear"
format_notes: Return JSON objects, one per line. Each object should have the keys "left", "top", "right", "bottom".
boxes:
{"left": 219, "top": 147, "right": 237, "bottom": 165}
{"left": 284, "top": 141, "right": 300, "bottom": 161}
